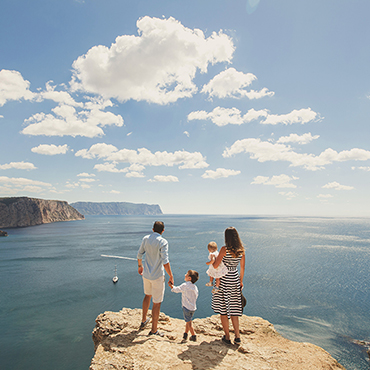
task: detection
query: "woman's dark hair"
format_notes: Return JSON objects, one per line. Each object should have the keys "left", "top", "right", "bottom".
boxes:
{"left": 224, "top": 227, "right": 244, "bottom": 257}
{"left": 153, "top": 221, "right": 165, "bottom": 233}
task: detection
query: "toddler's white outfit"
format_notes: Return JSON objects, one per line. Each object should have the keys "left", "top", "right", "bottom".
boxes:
{"left": 206, "top": 251, "right": 228, "bottom": 279}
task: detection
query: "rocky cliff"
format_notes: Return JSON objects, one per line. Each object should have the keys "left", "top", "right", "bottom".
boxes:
{"left": 70, "top": 201, "right": 163, "bottom": 216}
{"left": 0, "top": 197, "right": 84, "bottom": 228}
{"left": 90, "top": 308, "right": 346, "bottom": 370}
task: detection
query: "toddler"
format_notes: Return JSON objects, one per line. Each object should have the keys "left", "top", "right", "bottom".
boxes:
{"left": 169, "top": 270, "right": 199, "bottom": 342}
{"left": 206, "top": 241, "right": 228, "bottom": 292}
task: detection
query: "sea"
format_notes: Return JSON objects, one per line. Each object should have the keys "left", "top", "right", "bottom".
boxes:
{"left": 0, "top": 215, "right": 369, "bottom": 370}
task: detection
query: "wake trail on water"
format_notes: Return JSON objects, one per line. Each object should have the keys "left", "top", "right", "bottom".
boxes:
{"left": 101, "top": 254, "right": 137, "bottom": 261}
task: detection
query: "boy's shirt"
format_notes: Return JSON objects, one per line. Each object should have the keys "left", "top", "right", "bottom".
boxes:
{"left": 171, "top": 281, "right": 198, "bottom": 311}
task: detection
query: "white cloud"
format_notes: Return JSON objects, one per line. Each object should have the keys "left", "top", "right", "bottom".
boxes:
{"left": 251, "top": 174, "right": 298, "bottom": 188}
{"left": 38, "top": 81, "right": 83, "bottom": 107}
{"left": 184, "top": 131, "right": 190, "bottom": 137}
{"left": 22, "top": 98, "right": 124, "bottom": 138}
{"left": 0, "top": 69, "right": 35, "bottom": 106}
{"left": 261, "top": 108, "right": 320, "bottom": 125}
{"left": 188, "top": 107, "right": 318, "bottom": 127}
{"left": 110, "top": 190, "right": 121, "bottom": 194}
{"left": 148, "top": 175, "right": 179, "bottom": 182}
{"left": 0, "top": 161, "right": 37, "bottom": 170}
{"left": 77, "top": 143, "right": 209, "bottom": 169}
{"left": 354, "top": 166, "right": 370, "bottom": 172}
{"left": 0, "top": 176, "right": 53, "bottom": 195}
{"left": 322, "top": 182, "right": 354, "bottom": 191}
{"left": 94, "top": 162, "right": 146, "bottom": 177}
{"left": 77, "top": 172, "right": 96, "bottom": 177}
{"left": 31, "top": 144, "right": 69, "bottom": 155}
{"left": 201, "top": 168, "right": 241, "bottom": 179}
{"left": 317, "top": 194, "right": 334, "bottom": 198}
{"left": 79, "top": 178, "right": 95, "bottom": 183}
{"left": 279, "top": 191, "right": 298, "bottom": 200}
{"left": 70, "top": 16, "right": 235, "bottom": 105}
{"left": 277, "top": 133, "right": 320, "bottom": 145}
{"left": 223, "top": 138, "right": 370, "bottom": 171}
{"left": 201, "top": 67, "right": 274, "bottom": 99}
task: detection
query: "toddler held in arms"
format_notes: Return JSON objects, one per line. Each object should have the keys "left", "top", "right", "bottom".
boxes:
{"left": 169, "top": 270, "right": 199, "bottom": 342}
{"left": 205, "top": 241, "right": 228, "bottom": 293}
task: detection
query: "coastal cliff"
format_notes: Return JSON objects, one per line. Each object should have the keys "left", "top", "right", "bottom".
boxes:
{"left": 90, "top": 308, "right": 345, "bottom": 370}
{"left": 0, "top": 197, "right": 84, "bottom": 228}
{"left": 70, "top": 201, "right": 162, "bottom": 216}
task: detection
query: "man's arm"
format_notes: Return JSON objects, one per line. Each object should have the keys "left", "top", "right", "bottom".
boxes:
{"left": 163, "top": 262, "right": 174, "bottom": 286}
{"left": 137, "top": 258, "right": 143, "bottom": 275}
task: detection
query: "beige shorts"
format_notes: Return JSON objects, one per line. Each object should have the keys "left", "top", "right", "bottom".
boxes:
{"left": 143, "top": 275, "right": 165, "bottom": 303}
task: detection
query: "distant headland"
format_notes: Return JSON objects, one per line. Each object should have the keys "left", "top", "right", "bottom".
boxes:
{"left": 0, "top": 197, "right": 84, "bottom": 228}
{"left": 70, "top": 201, "right": 162, "bottom": 216}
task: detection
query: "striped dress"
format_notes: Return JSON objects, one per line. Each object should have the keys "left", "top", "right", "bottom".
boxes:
{"left": 211, "top": 251, "right": 243, "bottom": 318}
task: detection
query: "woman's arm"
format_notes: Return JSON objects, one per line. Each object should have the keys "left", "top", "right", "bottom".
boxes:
{"left": 206, "top": 255, "right": 215, "bottom": 265}
{"left": 213, "top": 246, "right": 226, "bottom": 269}
{"left": 239, "top": 253, "right": 245, "bottom": 289}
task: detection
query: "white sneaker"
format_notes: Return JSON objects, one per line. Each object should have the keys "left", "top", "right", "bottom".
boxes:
{"left": 205, "top": 282, "right": 213, "bottom": 287}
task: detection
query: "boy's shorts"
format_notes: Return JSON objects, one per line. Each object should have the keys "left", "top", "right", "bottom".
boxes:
{"left": 182, "top": 306, "right": 195, "bottom": 323}
{"left": 143, "top": 275, "right": 165, "bottom": 303}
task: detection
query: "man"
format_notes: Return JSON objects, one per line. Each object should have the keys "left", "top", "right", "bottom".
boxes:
{"left": 137, "top": 221, "right": 174, "bottom": 336}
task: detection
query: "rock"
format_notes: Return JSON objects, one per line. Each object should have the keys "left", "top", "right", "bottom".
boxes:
{"left": 0, "top": 230, "right": 8, "bottom": 236}
{"left": 70, "top": 201, "right": 163, "bottom": 216}
{"left": 0, "top": 197, "right": 84, "bottom": 228}
{"left": 90, "top": 308, "right": 346, "bottom": 370}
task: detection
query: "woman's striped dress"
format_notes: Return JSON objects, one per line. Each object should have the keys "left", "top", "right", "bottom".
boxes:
{"left": 211, "top": 251, "right": 243, "bottom": 318}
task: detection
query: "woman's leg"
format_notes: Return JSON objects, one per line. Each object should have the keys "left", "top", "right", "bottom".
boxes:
{"left": 230, "top": 315, "right": 240, "bottom": 338}
{"left": 220, "top": 314, "right": 230, "bottom": 339}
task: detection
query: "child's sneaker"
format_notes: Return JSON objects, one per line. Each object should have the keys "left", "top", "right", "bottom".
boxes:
{"left": 190, "top": 335, "right": 197, "bottom": 342}
{"left": 205, "top": 282, "right": 213, "bottom": 287}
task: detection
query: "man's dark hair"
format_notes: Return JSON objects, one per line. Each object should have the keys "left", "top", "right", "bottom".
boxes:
{"left": 153, "top": 221, "right": 165, "bottom": 234}
{"left": 188, "top": 270, "right": 199, "bottom": 284}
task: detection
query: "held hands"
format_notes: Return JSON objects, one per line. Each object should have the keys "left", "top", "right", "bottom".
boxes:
{"left": 138, "top": 266, "right": 143, "bottom": 275}
{"left": 168, "top": 276, "right": 174, "bottom": 288}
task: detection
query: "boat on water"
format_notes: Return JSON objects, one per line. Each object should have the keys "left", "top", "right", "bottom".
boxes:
{"left": 112, "top": 265, "right": 118, "bottom": 283}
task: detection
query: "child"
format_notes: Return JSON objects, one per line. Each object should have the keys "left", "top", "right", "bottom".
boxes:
{"left": 169, "top": 270, "right": 199, "bottom": 342}
{"left": 205, "top": 241, "right": 228, "bottom": 293}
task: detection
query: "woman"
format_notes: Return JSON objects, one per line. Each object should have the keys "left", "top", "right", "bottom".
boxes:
{"left": 211, "top": 227, "right": 245, "bottom": 345}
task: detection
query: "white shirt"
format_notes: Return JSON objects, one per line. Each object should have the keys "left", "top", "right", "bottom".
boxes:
{"left": 171, "top": 281, "right": 198, "bottom": 311}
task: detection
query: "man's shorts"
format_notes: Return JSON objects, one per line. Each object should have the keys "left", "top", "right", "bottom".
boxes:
{"left": 143, "top": 275, "right": 165, "bottom": 303}
{"left": 182, "top": 306, "right": 195, "bottom": 323}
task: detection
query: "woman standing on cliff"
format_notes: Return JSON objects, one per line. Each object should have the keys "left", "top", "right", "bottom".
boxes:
{"left": 211, "top": 227, "right": 245, "bottom": 345}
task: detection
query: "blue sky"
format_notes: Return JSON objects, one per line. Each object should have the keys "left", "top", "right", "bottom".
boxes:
{"left": 1, "top": 0, "right": 370, "bottom": 216}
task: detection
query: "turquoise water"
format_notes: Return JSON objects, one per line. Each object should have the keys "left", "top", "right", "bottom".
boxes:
{"left": 0, "top": 215, "right": 369, "bottom": 369}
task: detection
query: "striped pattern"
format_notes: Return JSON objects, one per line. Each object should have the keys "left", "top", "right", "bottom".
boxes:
{"left": 211, "top": 252, "right": 243, "bottom": 318}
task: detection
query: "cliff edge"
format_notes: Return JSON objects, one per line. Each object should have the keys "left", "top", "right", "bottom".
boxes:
{"left": 90, "top": 308, "right": 345, "bottom": 370}
{"left": 0, "top": 197, "right": 84, "bottom": 228}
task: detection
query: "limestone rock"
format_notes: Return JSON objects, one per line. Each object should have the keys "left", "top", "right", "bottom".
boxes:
{"left": 0, "top": 197, "right": 84, "bottom": 228}
{"left": 90, "top": 308, "right": 346, "bottom": 370}
{"left": 0, "top": 230, "right": 8, "bottom": 236}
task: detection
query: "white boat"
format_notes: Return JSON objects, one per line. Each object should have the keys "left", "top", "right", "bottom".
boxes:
{"left": 112, "top": 265, "right": 118, "bottom": 283}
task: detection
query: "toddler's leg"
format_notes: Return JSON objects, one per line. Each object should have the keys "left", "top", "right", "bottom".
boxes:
{"left": 215, "top": 277, "right": 220, "bottom": 287}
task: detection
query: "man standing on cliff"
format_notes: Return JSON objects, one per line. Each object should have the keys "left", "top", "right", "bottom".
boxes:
{"left": 137, "top": 221, "right": 174, "bottom": 336}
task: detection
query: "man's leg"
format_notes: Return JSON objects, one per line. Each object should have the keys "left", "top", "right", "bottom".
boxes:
{"left": 150, "top": 302, "right": 161, "bottom": 333}
{"left": 142, "top": 294, "right": 151, "bottom": 323}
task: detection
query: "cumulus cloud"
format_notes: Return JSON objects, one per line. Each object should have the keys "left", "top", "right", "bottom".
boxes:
{"left": 31, "top": 144, "right": 69, "bottom": 155}
{"left": 0, "top": 161, "right": 37, "bottom": 170}
{"left": 188, "top": 107, "right": 319, "bottom": 127}
{"left": 201, "top": 68, "right": 274, "bottom": 99}
{"left": 322, "top": 182, "right": 354, "bottom": 191}
{"left": 251, "top": 174, "right": 298, "bottom": 188}
{"left": 70, "top": 16, "right": 235, "bottom": 105}
{"left": 94, "top": 162, "right": 146, "bottom": 177}
{"left": 0, "top": 176, "right": 53, "bottom": 195}
{"left": 277, "top": 133, "right": 320, "bottom": 145}
{"left": 37, "top": 81, "right": 83, "bottom": 107}
{"left": 201, "top": 168, "right": 241, "bottom": 179}
{"left": 317, "top": 194, "right": 334, "bottom": 198}
{"left": 22, "top": 97, "right": 124, "bottom": 138}
{"left": 0, "top": 69, "right": 35, "bottom": 106}
{"left": 223, "top": 137, "right": 370, "bottom": 171}
{"left": 148, "top": 175, "right": 179, "bottom": 182}
{"left": 279, "top": 191, "right": 298, "bottom": 200}
{"left": 77, "top": 172, "right": 95, "bottom": 177}
{"left": 77, "top": 143, "right": 209, "bottom": 169}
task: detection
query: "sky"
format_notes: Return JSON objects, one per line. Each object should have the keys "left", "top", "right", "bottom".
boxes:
{"left": 1, "top": 0, "right": 370, "bottom": 216}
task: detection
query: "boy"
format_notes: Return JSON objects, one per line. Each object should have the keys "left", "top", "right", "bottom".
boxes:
{"left": 169, "top": 270, "right": 199, "bottom": 342}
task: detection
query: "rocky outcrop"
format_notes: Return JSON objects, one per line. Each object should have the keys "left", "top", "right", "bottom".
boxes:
{"left": 90, "top": 308, "right": 346, "bottom": 370}
{"left": 0, "top": 197, "right": 84, "bottom": 228}
{"left": 70, "top": 201, "right": 163, "bottom": 216}
{"left": 0, "top": 230, "right": 8, "bottom": 236}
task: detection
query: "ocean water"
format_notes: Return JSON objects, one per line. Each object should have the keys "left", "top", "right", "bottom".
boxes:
{"left": 0, "top": 215, "right": 369, "bottom": 370}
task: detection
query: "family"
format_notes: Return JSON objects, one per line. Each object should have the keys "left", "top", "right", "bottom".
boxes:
{"left": 137, "top": 221, "right": 246, "bottom": 345}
